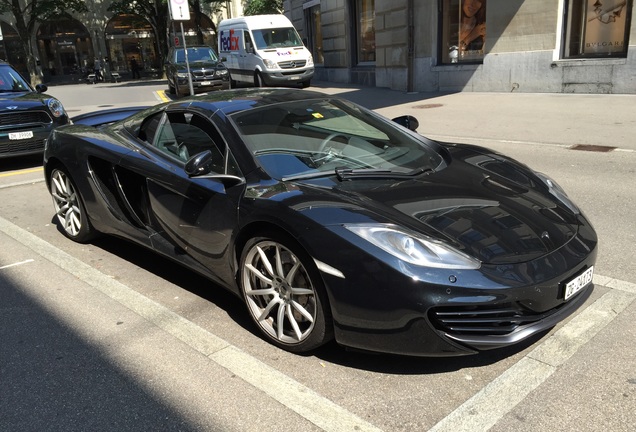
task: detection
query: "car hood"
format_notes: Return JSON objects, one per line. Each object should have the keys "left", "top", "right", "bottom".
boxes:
{"left": 0, "top": 91, "right": 51, "bottom": 108}
{"left": 293, "top": 144, "right": 580, "bottom": 265}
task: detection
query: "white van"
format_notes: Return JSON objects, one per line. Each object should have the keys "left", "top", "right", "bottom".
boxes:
{"left": 218, "top": 14, "right": 314, "bottom": 88}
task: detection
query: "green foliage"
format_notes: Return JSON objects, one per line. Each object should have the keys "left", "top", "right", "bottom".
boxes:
{"left": 243, "top": 0, "right": 283, "bottom": 15}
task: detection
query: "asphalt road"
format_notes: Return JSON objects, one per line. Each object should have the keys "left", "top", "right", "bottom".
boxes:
{"left": 1, "top": 80, "right": 634, "bottom": 431}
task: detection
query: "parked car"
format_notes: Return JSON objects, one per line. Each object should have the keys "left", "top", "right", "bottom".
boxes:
{"left": 43, "top": 88, "right": 597, "bottom": 356}
{"left": 165, "top": 45, "right": 231, "bottom": 97}
{"left": 0, "top": 61, "right": 69, "bottom": 158}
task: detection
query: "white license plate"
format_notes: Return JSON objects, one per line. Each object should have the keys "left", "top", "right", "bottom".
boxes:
{"left": 199, "top": 81, "right": 211, "bottom": 86}
{"left": 290, "top": 76, "right": 300, "bottom": 80}
{"left": 564, "top": 266, "right": 594, "bottom": 300}
{"left": 9, "top": 131, "right": 34, "bottom": 140}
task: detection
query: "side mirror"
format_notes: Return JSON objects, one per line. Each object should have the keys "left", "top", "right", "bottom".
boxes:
{"left": 392, "top": 115, "right": 419, "bottom": 132}
{"left": 35, "top": 83, "right": 48, "bottom": 93}
{"left": 221, "top": 56, "right": 227, "bottom": 62}
{"left": 185, "top": 150, "right": 244, "bottom": 187}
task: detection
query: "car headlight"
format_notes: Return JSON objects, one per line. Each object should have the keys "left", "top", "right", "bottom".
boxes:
{"left": 344, "top": 224, "right": 481, "bottom": 270}
{"left": 217, "top": 69, "right": 229, "bottom": 76}
{"left": 535, "top": 172, "right": 580, "bottom": 215}
{"left": 177, "top": 72, "right": 189, "bottom": 78}
{"left": 48, "top": 98, "right": 65, "bottom": 118}
{"left": 307, "top": 55, "right": 314, "bottom": 67}
{"left": 263, "top": 59, "right": 278, "bottom": 70}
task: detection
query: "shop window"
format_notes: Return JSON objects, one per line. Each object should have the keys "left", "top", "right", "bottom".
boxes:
{"left": 562, "top": 0, "right": 633, "bottom": 58}
{"left": 440, "top": 0, "right": 487, "bottom": 64}
{"left": 304, "top": 4, "right": 324, "bottom": 64}
{"left": 356, "top": 0, "right": 375, "bottom": 63}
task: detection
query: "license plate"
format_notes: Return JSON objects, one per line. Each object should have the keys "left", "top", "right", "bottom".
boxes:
{"left": 564, "top": 266, "right": 594, "bottom": 300}
{"left": 290, "top": 76, "right": 300, "bottom": 80}
{"left": 199, "top": 81, "right": 211, "bottom": 86}
{"left": 9, "top": 131, "right": 34, "bottom": 140}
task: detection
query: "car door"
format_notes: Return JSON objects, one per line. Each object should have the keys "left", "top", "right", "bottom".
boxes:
{"left": 122, "top": 108, "right": 244, "bottom": 287}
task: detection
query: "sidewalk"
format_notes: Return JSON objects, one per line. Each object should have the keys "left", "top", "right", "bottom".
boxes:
{"left": 310, "top": 82, "right": 636, "bottom": 152}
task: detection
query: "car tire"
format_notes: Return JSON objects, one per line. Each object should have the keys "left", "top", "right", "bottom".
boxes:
{"left": 168, "top": 81, "right": 175, "bottom": 94}
{"left": 254, "top": 71, "right": 265, "bottom": 88}
{"left": 49, "top": 167, "right": 97, "bottom": 243}
{"left": 239, "top": 231, "right": 333, "bottom": 352}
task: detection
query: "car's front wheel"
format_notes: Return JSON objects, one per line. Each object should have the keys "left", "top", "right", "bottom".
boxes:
{"left": 239, "top": 232, "right": 332, "bottom": 352}
{"left": 49, "top": 168, "right": 96, "bottom": 243}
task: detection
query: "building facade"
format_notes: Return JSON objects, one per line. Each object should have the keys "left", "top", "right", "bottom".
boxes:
{"left": 0, "top": 0, "right": 244, "bottom": 83}
{"left": 286, "top": 0, "right": 636, "bottom": 93}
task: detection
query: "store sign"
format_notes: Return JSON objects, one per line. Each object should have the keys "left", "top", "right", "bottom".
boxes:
{"left": 584, "top": 0, "right": 629, "bottom": 54}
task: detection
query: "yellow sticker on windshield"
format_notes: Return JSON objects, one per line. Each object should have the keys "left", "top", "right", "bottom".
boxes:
{"left": 312, "top": 113, "right": 324, "bottom": 119}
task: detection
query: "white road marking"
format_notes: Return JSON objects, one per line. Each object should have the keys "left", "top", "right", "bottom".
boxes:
{"left": 1, "top": 213, "right": 634, "bottom": 432}
{"left": 0, "top": 259, "right": 35, "bottom": 270}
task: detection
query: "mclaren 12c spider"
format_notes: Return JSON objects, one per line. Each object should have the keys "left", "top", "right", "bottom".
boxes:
{"left": 44, "top": 88, "right": 597, "bottom": 356}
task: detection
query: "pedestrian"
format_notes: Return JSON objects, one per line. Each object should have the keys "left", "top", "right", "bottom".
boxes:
{"left": 130, "top": 57, "right": 141, "bottom": 79}
{"left": 94, "top": 58, "right": 102, "bottom": 82}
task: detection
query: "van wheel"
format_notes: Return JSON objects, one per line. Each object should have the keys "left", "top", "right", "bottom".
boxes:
{"left": 254, "top": 72, "right": 265, "bottom": 87}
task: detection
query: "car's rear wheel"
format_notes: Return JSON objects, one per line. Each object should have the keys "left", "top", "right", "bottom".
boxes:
{"left": 49, "top": 168, "right": 96, "bottom": 243}
{"left": 168, "top": 81, "right": 175, "bottom": 94}
{"left": 239, "top": 232, "right": 332, "bottom": 352}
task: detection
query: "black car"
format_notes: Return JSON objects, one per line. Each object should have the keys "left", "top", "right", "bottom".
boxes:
{"left": 43, "top": 89, "right": 597, "bottom": 356}
{"left": 165, "top": 46, "right": 231, "bottom": 97}
{"left": 0, "top": 61, "right": 69, "bottom": 158}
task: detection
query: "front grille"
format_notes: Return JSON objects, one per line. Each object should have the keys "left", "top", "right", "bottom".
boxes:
{"left": 429, "top": 303, "right": 562, "bottom": 336}
{"left": 0, "top": 111, "right": 52, "bottom": 127}
{"left": 278, "top": 60, "right": 307, "bottom": 69}
{"left": 192, "top": 70, "right": 216, "bottom": 79}
{"left": 0, "top": 137, "right": 46, "bottom": 155}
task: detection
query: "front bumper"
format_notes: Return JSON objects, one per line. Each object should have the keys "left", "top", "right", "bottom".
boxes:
{"left": 303, "top": 219, "right": 598, "bottom": 356}
{"left": 263, "top": 67, "right": 314, "bottom": 85}
{"left": 0, "top": 126, "right": 55, "bottom": 158}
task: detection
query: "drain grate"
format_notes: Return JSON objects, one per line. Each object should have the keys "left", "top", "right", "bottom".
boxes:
{"left": 412, "top": 103, "right": 444, "bottom": 109}
{"left": 570, "top": 144, "right": 616, "bottom": 152}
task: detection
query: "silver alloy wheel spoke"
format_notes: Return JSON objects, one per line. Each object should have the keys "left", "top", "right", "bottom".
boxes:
{"left": 242, "top": 240, "right": 317, "bottom": 345}
{"left": 51, "top": 170, "right": 82, "bottom": 237}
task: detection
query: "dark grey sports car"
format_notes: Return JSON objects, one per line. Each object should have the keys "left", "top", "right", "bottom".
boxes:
{"left": 43, "top": 88, "right": 597, "bottom": 356}
{"left": 0, "top": 61, "right": 69, "bottom": 158}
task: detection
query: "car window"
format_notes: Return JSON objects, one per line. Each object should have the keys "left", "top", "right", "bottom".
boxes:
{"left": 0, "top": 66, "right": 31, "bottom": 92}
{"left": 148, "top": 111, "right": 239, "bottom": 176}
{"left": 175, "top": 47, "right": 218, "bottom": 63}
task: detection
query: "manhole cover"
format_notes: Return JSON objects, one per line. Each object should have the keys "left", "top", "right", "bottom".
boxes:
{"left": 412, "top": 103, "right": 443, "bottom": 109}
{"left": 570, "top": 144, "right": 616, "bottom": 152}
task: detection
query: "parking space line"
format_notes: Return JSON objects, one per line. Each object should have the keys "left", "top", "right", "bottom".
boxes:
{"left": 0, "top": 259, "right": 34, "bottom": 270}
{"left": 0, "top": 178, "right": 46, "bottom": 189}
{"left": 0, "top": 167, "right": 43, "bottom": 178}
{"left": 429, "top": 287, "right": 636, "bottom": 432}
{"left": 156, "top": 90, "right": 170, "bottom": 102}
{"left": 0, "top": 214, "right": 382, "bottom": 432}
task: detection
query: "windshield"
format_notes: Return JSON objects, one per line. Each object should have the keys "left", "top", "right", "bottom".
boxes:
{"left": 252, "top": 27, "right": 304, "bottom": 49}
{"left": 231, "top": 98, "right": 444, "bottom": 180}
{"left": 175, "top": 47, "right": 219, "bottom": 63}
{"left": 0, "top": 66, "right": 31, "bottom": 92}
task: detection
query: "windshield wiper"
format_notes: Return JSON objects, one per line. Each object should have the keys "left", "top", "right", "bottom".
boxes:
{"left": 335, "top": 167, "right": 432, "bottom": 181}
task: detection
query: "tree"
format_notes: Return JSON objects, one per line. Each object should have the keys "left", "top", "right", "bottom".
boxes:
{"left": 191, "top": 0, "right": 227, "bottom": 45}
{"left": 243, "top": 0, "right": 283, "bottom": 15}
{"left": 0, "top": 0, "right": 88, "bottom": 84}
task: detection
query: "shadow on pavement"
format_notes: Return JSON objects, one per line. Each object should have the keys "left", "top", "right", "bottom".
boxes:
{"left": 0, "top": 270, "right": 204, "bottom": 431}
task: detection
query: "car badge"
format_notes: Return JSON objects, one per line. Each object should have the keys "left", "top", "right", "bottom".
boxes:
{"left": 290, "top": 61, "right": 296, "bottom": 68}
{"left": 6, "top": 106, "right": 18, "bottom": 110}
{"left": 541, "top": 231, "right": 550, "bottom": 240}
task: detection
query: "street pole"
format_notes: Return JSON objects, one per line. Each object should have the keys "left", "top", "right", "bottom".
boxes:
{"left": 180, "top": 21, "right": 194, "bottom": 96}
